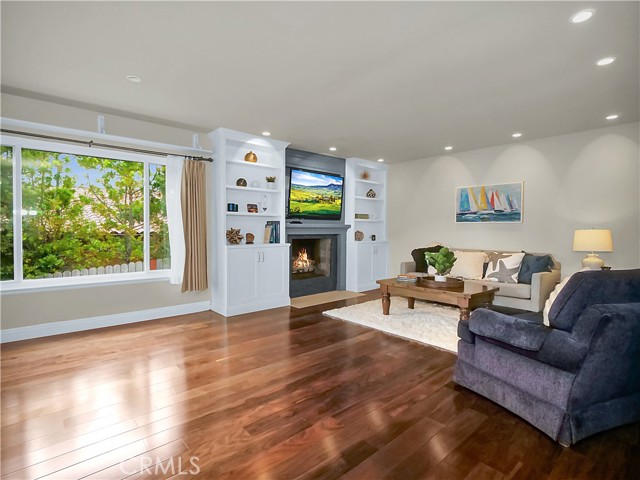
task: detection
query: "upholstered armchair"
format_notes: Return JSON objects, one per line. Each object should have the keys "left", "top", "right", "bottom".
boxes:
{"left": 454, "top": 269, "right": 640, "bottom": 446}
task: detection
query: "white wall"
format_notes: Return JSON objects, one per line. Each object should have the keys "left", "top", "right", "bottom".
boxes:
{"left": 388, "top": 123, "right": 640, "bottom": 277}
{"left": 1, "top": 94, "right": 212, "bottom": 331}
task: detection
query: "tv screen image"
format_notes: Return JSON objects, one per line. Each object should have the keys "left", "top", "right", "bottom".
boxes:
{"left": 288, "top": 168, "right": 344, "bottom": 220}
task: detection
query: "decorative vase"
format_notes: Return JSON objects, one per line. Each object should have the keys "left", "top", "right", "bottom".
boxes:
{"left": 266, "top": 182, "right": 275, "bottom": 190}
{"left": 244, "top": 151, "right": 258, "bottom": 163}
{"left": 434, "top": 274, "right": 447, "bottom": 282}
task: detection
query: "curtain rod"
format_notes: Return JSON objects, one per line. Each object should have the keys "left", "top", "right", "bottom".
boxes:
{"left": 0, "top": 128, "right": 214, "bottom": 162}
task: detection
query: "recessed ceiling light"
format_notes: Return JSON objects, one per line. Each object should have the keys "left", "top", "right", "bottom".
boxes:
{"left": 262, "top": 131, "right": 271, "bottom": 136}
{"left": 444, "top": 146, "right": 453, "bottom": 151}
{"left": 570, "top": 9, "right": 594, "bottom": 24}
{"left": 605, "top": 114, "right": 619, "bottom": 120}
{"left": 329, "top": 147, "right": 337, "bottom": 151}
{"left": 377, "top": 158, "right": 384, "bottom": 163}
{"left": 512, "top": 132, "right": 522, "bottom": 138}
{"left": 126, "top": 75, "right": 142, "bottom": 83}
{"left": 596, "top": 56, "right": 616, "bottom": 66}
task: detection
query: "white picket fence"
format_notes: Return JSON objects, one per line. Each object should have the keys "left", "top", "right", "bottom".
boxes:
{"left": 44, "top": 258, "right": 170, "bottom": 278}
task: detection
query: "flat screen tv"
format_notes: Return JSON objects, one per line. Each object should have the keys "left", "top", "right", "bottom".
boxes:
{"left": 287, "top": 167, "right": 344, "bottom": 220}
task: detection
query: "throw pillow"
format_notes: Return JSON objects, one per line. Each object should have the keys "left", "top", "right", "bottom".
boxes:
{"left": 484, "top": 252, "right": 525, "bottom": 283}
{"left": 518, "top": 253, "right": 552, "bottom": 284}
{"left": 411, "top": 245, "right": 443, "bottom": 273}
{"left": 542, "top": 268, "right": 591, "bottom": 326}
{"left": 450, "top": 250, "right": 488, "bottom": 280}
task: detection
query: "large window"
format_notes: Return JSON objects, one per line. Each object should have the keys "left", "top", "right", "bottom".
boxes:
{"left": 1, "top": 140, "right": 170, "bottom": 286}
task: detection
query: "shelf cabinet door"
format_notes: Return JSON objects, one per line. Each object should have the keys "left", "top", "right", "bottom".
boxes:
{"left": 357, "top": 245, "right": 375, "bottom": 285}
{"left": 372, "top": 244, "right": 388, "bottom": 280}
{"left": 227, "top": 249, "right": 260, "bottom": 304}
{"left": 258, "top": 247, "right": 288, "bottom": 299}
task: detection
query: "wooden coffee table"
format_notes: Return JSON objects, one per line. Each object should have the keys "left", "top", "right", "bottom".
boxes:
{"left": 376, "top": 278, "right": 499, "bottom": 320}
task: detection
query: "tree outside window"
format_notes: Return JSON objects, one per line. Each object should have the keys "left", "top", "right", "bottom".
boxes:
{"left": 1, "top": 146, "right": 170, "bottom": 281}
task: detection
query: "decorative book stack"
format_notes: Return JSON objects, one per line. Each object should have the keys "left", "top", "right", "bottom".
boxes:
{"left": 396, "top": 274, "right": 418, "bottom": 284}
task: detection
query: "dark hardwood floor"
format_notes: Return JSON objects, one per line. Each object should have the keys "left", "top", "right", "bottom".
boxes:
{"left": 1, "top": 291, "right": 638, "bottom": 479}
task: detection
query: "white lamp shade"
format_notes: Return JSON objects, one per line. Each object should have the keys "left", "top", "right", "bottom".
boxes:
{"left": 573, "top": 229, "right": 613, "bottom": 252}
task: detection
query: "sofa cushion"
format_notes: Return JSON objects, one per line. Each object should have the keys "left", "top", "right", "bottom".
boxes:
{"left": 549, "top": 269, "right": 640, "bottom": 331}
{"left": 411, "top": 245, "right": 443, "bottom": 273}
{"left": 450, "top": 250, "right": 488, "bottom": 280}
{"left": 484, "top": 252, "right": 525, "bottom": 283}
{"left": 518, "top": 253, "right": 553, "bottom": 284}
{"left": 466, "top": 279, "right": 531, "bottom": 299}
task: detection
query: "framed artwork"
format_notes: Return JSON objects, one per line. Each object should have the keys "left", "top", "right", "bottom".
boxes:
{"left": 247, "top": 203, "right": 258, "bottom": 213}
{"left": 455, "top": 182, "right": 523, "bottom": 223}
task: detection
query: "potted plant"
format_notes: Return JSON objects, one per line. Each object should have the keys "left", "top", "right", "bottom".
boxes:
{"left": 266, "top": 176, "right": 276, "bottom": 189}
{"left": 425, "top": 247, "right": 457, "bottom": 281}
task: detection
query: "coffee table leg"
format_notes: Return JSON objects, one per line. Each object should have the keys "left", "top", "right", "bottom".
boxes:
{"left": 460, "top": 307, "right": 470, "bottom": 321}
{"left": 382, "top": 292, "right": 391, "bottom": 315}
{"left": 407, "top": 297, "right": 415, "bottom": 309}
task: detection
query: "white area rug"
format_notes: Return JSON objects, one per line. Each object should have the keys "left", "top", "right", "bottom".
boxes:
{"left": 323, "top": 299, "right": 460, "bottom": 352}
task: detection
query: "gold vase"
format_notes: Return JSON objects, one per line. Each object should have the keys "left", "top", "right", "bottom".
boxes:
{"left": 244, "top": 151, "right": 258, "bottom": 163}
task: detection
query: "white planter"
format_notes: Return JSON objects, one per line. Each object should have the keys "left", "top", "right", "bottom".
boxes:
{"left": 434, "top": 274, "right": 447, "bottom": 282}
{"left": 266, "top": 182, "right": 276, "bottom": 190}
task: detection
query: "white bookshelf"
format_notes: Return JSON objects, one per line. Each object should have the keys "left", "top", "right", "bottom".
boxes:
{"left": 209, "top": 128, "right": 291, "bottom": 316}
{"left": 345, "top": 158, "right": 389, "bottom": 292}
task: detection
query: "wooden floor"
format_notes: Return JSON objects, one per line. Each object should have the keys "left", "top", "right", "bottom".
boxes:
{"left": 1, "top": 291, "right": 638, "bottom": 479}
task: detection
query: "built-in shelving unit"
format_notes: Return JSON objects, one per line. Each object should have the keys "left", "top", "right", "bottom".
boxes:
{"left": 209, "top": 127, "right": 291, "bottom": 316}
{"left": 345, "top": 158, "right": 389, "bottom": 292}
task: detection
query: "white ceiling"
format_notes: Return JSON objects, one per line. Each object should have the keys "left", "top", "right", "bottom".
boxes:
{"left": 1, "top": 1, "right": 638, "bottom": 163}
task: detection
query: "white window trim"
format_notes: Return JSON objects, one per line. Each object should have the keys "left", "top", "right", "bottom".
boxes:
{"left": 0, "top": 134, "right": 176, "bottom": 293}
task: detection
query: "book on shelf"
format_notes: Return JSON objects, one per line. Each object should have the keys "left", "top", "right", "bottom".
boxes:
{"left": 264, "top": 221, "right": 280, "bottom": 243}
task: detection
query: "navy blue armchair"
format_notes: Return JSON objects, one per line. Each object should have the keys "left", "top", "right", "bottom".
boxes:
{"left": 454, "top": 269, "right": 640, "bottom": 446}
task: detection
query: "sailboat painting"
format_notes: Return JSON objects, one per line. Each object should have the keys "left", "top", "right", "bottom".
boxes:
{"left": 456, "top": 182, "right": 523, "bottom": 223}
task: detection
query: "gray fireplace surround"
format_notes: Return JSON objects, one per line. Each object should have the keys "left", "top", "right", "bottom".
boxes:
{"left": 287, "top": 223, "right": 350, "bottom": 298}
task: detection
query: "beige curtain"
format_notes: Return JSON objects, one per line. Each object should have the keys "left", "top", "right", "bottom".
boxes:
{"left": 181, "top": 160, "right": 208, "bottom": 292}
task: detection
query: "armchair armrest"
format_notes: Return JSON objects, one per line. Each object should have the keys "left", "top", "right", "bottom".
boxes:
{"left": 469, "top": 309, "right": 550, "bottom": 351}
{"left": 400, "top": 261, "right": 416, "bottom": 274}
{"left": 529, "top": 270, "right": 561, "bottom": 312}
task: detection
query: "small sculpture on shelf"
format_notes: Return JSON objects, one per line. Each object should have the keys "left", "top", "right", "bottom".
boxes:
{"left": 245, "top": 233, "right": 255, "bottom": 244}
{"left": 236, "top": 178, "right": 247, "bottom": 187}
{"left": 244, "top": 151, "right": 258, "bottom": 163}
{"left": 354, "top": 230, "right": 364, "bottom": 241}
{"left": 266, "top": 176, "right": 276, "bottom": 189}
{"left": 226, "top": 228, "right": 244, "bottom": 245}
{"left": 366, "top": 189, "right": 376, "bottom": 198}
{"left": 360, "top": 170, "right": 370, "bottom": 180}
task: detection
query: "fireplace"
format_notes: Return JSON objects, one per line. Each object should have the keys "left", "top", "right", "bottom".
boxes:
{"left": 289, "top": 235, "right": 338, "bottom": 297}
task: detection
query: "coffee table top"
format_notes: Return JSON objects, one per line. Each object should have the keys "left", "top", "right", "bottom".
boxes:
{"left": 377, "top": 278, "right": 499, "bottom": 298}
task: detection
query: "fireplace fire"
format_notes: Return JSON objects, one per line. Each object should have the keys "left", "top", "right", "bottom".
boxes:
{"left": 292, "top": 248, "right": 315, "bottom": 273}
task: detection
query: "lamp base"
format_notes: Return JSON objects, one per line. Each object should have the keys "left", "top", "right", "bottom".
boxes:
{"left": 582, "top": 253, "right": 604, "bottom": 270}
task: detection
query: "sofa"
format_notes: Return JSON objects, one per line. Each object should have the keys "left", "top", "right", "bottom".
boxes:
{"left": 453, "top": 269, "right": 640, "bottom": 446}
{"left": 400, "top": 247, "right": 561, "bottom": 312}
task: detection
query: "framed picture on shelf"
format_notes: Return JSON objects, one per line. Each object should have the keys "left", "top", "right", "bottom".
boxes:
{"left": 455, "top": 182, "right": 523, "bottom": 223}
{"left": 247, "top": 203, "right": 258, "bottom": 213}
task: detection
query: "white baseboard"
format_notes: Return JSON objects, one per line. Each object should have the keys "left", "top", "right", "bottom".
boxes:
{"left": 0, "top": 301, "right": 212, "bottom": 343}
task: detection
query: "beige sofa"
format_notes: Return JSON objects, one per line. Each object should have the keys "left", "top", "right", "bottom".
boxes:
{"left": 400, "top": 248, "right": 561, "bottom": 312}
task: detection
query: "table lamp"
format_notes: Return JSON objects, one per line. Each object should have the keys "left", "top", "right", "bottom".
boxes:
{"left": 573, "top": 229, "right": 613, "bottom": 269}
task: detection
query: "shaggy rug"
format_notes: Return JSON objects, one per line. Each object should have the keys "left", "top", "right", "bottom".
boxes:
{"left": 323, "top": 299, "right": 460, "bottom": 352}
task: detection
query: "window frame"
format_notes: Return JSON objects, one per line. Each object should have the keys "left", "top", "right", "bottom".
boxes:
{"left": 0, "top": 135, "right": 171, "bottom": 293}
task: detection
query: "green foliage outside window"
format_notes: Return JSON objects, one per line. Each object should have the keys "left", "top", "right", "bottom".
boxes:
{"left": 0, "top": 146, "right": 14, "bottom": 280}
{"left": 0, "top": 146, "right": 170, "bottom": 281}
